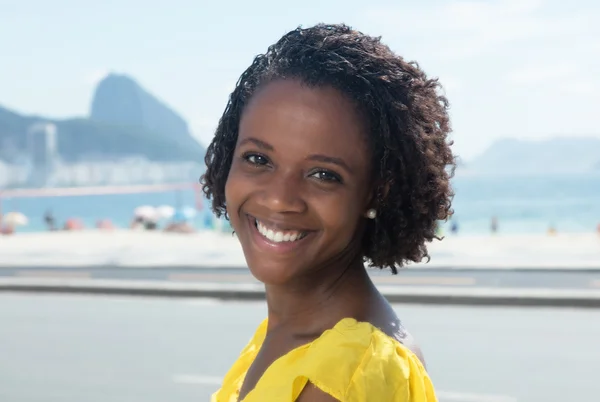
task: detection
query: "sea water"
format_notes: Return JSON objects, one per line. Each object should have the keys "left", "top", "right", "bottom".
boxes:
{"left": 2, "top": 173, "right": 600, "bottom": 234}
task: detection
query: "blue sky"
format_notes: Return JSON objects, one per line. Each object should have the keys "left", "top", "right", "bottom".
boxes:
{"left": 1, "top": 0, "right": 598, "bottom": 160}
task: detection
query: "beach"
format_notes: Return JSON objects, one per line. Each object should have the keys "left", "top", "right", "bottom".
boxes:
{"left": 1, "top": 229, "right": 599, "bottom": 269}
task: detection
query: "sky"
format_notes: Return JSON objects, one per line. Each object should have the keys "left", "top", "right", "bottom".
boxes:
{"left": 0, "top": 0, "right": 598, "bottom": 160}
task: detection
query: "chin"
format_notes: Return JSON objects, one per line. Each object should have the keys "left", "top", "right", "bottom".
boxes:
{"left": 244, "top": 256, "right": 301, "bottom": 285}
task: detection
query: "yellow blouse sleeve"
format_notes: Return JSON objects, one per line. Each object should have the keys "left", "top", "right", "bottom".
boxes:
{"left": 343, "top": 332, "right": 437, "bottom": 401}
{"left": 298, "top": 319, "right": 438, "bottom": 402}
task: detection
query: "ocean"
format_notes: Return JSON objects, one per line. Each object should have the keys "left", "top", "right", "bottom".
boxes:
{"left": 2, "top": 173, "right": 600, "bottom": 235}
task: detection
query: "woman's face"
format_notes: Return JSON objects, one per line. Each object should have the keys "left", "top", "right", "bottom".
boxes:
{"left": 225, "top": 79, "right": 373, "bottom": 285}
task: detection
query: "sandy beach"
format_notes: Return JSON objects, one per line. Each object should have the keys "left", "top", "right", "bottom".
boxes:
{"left": 0, "top": 230, "right": 599, "bottom": 269}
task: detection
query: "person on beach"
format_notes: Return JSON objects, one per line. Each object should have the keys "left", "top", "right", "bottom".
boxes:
{"left": 491, "top": 216, "right": 498, "bottom": 234}
{"left": 203, "top": 23, "right": 455, "bottom": 402}
{"left": 44, "top": 209, "right": 57, "bottom": 231}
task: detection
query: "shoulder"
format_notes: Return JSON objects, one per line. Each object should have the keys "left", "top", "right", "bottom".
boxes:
{"left": 395, "top": 328, "right": 428, "bottom": 369}
{"left": 300, "top": 318, "right": 436, "bottom": 401}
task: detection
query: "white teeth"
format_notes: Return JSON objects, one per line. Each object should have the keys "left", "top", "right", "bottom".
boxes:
{"left": 255, "top": 220, "right": 306, "bottom": 243}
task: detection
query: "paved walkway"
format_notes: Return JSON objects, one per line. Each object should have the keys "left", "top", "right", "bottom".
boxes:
{"left": 2, "top": 294, "right": 599, "bottom": 401}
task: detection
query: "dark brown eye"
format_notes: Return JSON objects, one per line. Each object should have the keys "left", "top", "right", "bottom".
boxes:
{"left": 243, "top": 153, "right": 269, "bottom": 166}
{"left": 310, "top": 170, "right": 342, "bottom": 183}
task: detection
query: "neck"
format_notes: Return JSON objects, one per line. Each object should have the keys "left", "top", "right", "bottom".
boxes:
{"left": 264, "top": 258, "right": 376, "bottom": 333}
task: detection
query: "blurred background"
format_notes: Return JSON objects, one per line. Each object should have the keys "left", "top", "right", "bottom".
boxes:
{"left": 0, "top": 0, "right": 599, "bottom": 401}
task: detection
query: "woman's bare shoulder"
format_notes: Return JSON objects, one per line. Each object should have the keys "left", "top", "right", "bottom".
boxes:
{"left": 366, "top": 306, "right": 427, "bottom": 368}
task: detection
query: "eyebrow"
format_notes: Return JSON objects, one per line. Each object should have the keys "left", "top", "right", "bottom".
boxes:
{"left": 238, "top": 137, "right": 273, "bottom": 151}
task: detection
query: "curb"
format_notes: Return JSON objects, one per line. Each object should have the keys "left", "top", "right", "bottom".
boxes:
{"left": 2, "top": 278, "right": 600, "bottom": 308}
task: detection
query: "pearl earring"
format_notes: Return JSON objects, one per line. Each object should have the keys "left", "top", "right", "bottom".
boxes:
{"left": 366, "top": 209, "right": 377, "bottom": 219}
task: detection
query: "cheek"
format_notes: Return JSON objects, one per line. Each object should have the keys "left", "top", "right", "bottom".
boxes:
{"left": 224, "top": 167, "right": 243, "bottom": 219}
{"left": 313, "top": 193, "right": 363, "bottom": 241}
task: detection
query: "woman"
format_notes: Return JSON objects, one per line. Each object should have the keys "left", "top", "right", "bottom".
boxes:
{"left": 204, "top": 23, "right": 455, "bottom": 402}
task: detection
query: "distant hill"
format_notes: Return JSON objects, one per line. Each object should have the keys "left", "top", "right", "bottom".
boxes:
{"left": 467, "top": 137, "right": 600, "bottom": 174}
{"left": 90, "top": 74, "right": 191, "bottom": 146}
{"left": 0, "top": 75, "right": 204, "bottom": 163}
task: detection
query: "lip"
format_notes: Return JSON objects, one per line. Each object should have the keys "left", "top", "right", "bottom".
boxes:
{"left": 246, "top": 214, "right": 314, "bottom": 254}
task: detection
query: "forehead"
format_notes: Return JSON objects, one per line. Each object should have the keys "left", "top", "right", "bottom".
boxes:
{"left": 238, "top": 79, "right": 369, "bottom": 162}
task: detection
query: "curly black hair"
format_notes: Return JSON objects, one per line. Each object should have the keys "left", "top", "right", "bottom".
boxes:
{"left": 201, "top": 23, "right": 455, "bottom": 274}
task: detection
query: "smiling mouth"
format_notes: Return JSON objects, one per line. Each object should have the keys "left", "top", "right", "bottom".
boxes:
{"left": 251, "top": 216, "right": 308, "bottom": 243}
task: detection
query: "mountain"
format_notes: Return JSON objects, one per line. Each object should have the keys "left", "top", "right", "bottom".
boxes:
{"left": 0, "top": 75, "right": 204, "bottom": 163}
{"left": 90, "top": 74, "right": 191, "bottom": 146}
{"left": 467, "top": 137, "right": 600, "bottom": 175}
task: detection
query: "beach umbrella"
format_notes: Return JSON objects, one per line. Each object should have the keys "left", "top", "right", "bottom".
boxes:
{"left": 96, "top": 219, "right": 115, "bottom": 230}
{"left": 2, "top": 212, "right": 29, "bottom": 226}
{"left": 180, "top": 206, "right": 197, "bottom": 219}
{"left": 134, "top": 205, "right": 157, "bottom": 220}
{"left": 64, "top": 218, "right": 85, "bottom": 230}
{"left": 156, "top": 205, "right": 175, "bottom": 219}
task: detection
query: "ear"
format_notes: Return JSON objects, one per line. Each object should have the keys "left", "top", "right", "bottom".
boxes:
{"left": 363, "top": 179, "right": 392, "bottom": 218}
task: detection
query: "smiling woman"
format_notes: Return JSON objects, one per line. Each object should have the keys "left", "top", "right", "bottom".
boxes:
{"left": 202, "top": 23, "right": 455, "bottom": 402}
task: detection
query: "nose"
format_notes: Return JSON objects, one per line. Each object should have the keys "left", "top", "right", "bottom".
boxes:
{"left": 257, "top": 171, "right": 307, "bottom": 214}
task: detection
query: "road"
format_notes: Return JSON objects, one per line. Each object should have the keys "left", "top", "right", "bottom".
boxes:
{"left": 0, "top": 294, "right": 598, "bottom": 402}
{"left": 1, "top": 265, "right": 599, "bottom": 290}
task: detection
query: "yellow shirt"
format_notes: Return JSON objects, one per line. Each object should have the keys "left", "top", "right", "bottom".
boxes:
{"left": 212, "top": 317, "right": 438, "bottom": 401}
